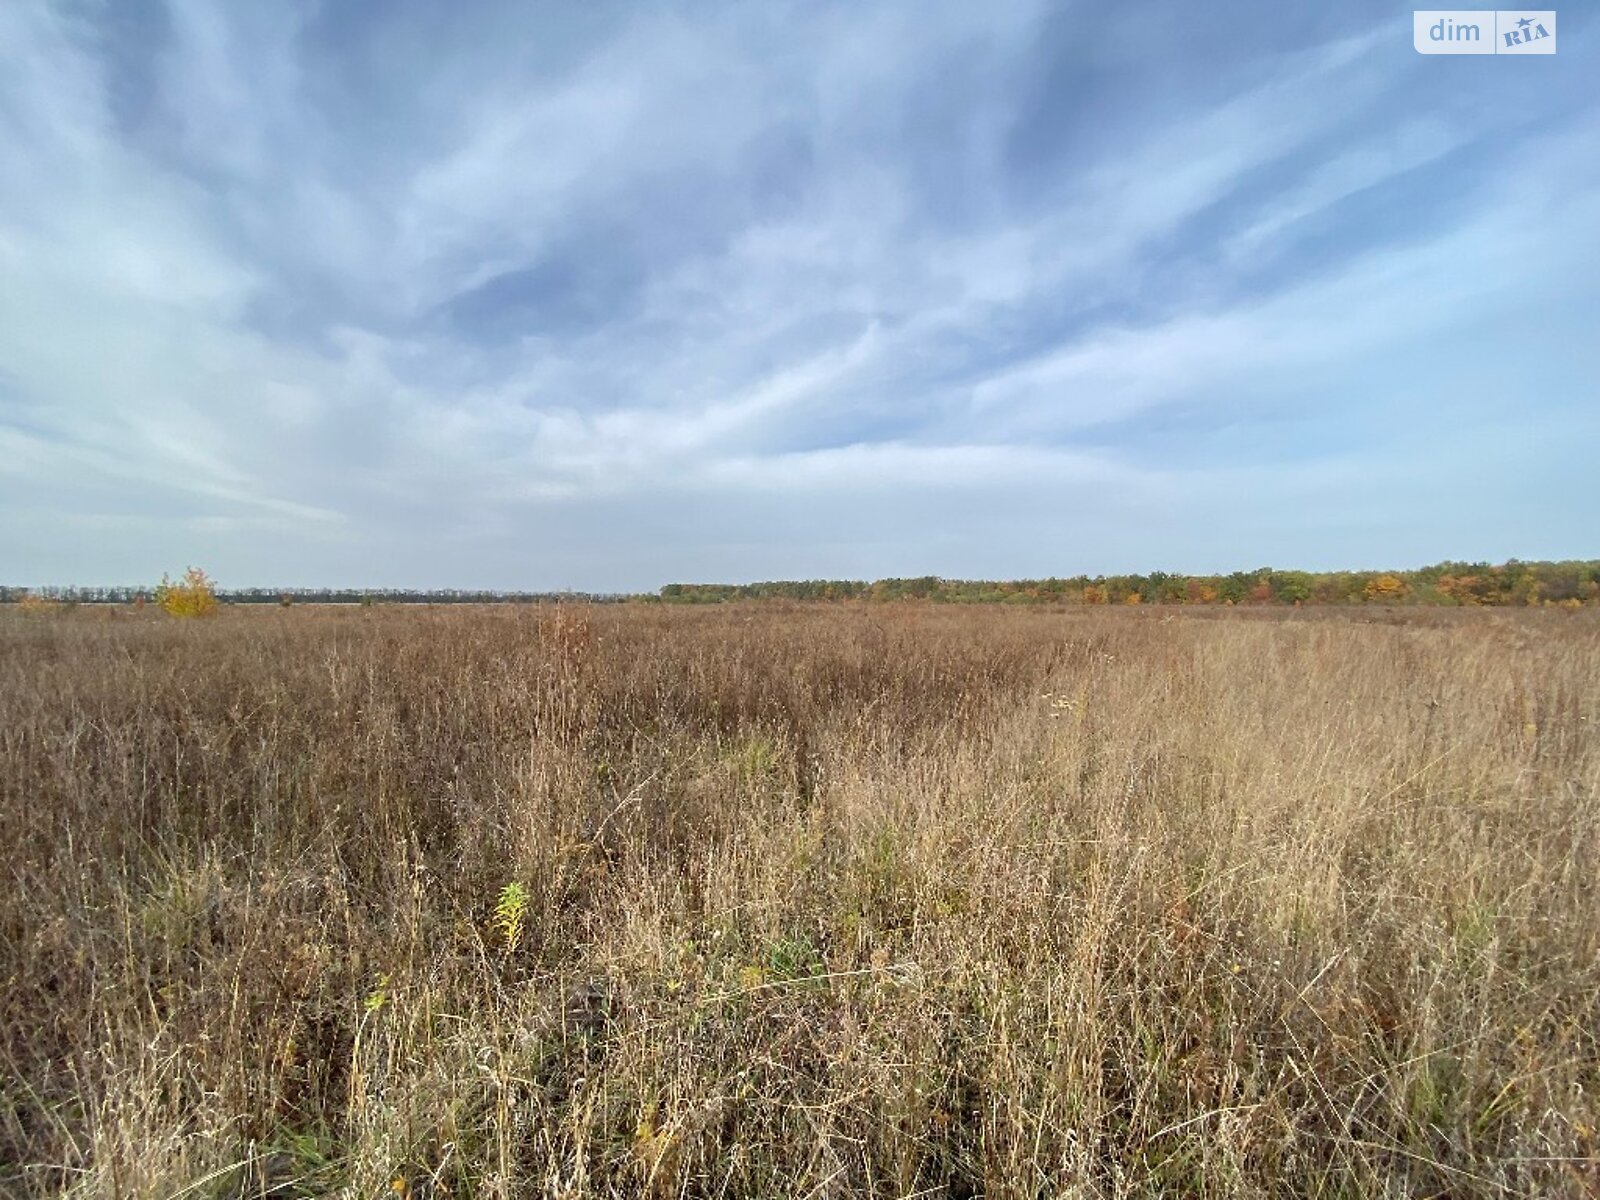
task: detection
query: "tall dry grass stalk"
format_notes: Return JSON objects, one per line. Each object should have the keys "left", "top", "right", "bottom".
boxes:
{"left": 1, "top": 603, "right": 1596, "bottom": 1197}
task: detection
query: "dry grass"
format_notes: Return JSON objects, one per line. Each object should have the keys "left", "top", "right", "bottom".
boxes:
{"left": 1, "top": 602, "right": 1597, "bottom": 1198}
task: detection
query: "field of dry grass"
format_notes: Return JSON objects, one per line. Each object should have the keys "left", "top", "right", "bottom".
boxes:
{"left": 2, "top": 602, "right": 1597, "bottom": 1197}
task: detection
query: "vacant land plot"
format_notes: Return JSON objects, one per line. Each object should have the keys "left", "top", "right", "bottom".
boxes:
{"left": 2, "top": 604, "right": 1597, "bottom": 1197}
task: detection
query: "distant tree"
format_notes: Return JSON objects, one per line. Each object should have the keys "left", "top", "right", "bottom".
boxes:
{"left": 1269, "top": 571, "right": 1313, "bottom": 605}
{"left": 1155, "top": 574, "right": 1189, "bottom": 605}
{"left": 1363, "top": 574, "right": 1407, "bottom": 603}
{"left": 1219, "top": 572, "right": 1254, "bottom": 605}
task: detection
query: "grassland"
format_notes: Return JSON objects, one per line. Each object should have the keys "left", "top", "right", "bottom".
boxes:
{"left": 2, "top": 603, "right": 1597, "bottom": 1197}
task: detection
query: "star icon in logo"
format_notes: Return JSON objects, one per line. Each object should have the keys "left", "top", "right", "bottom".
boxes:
{"left": 1517, "top": 16, "right": 1534, "bottom": 29}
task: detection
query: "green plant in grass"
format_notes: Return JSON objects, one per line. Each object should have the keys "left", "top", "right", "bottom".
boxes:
{"left": 494, "top": 881, "right": 530, "bottom": 952}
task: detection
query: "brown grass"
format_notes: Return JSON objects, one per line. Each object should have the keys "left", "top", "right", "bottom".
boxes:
{"left": 1, "top": 602, "right": 1597, "bottom": 1197}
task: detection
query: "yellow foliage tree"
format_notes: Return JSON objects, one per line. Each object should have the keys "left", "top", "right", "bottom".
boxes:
{"left": 1363, "top": 574, "right": 1407, "bottom": 603}
{"left": 155, "top": 567, "right": 219, "bottom": 618}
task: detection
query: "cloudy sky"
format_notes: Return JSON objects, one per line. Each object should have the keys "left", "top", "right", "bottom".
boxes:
{"left": 1, "top": 2, "right": 1595, "bottom": 591}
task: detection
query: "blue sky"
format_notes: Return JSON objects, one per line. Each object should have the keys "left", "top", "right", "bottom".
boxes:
{"left": 1, "top": 1, "right": 1595, "bottom": 590}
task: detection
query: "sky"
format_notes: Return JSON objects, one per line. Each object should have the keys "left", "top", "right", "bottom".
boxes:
{"left": 1, "top": 1, "right": 1596, "bottom": 592}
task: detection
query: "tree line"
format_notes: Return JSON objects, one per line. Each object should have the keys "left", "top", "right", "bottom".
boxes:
{"left": 656, "top": 560, "right": 1600, "bottom": 607}
{"left": 0, "top": 586, "right": 629, "bottom": 606}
